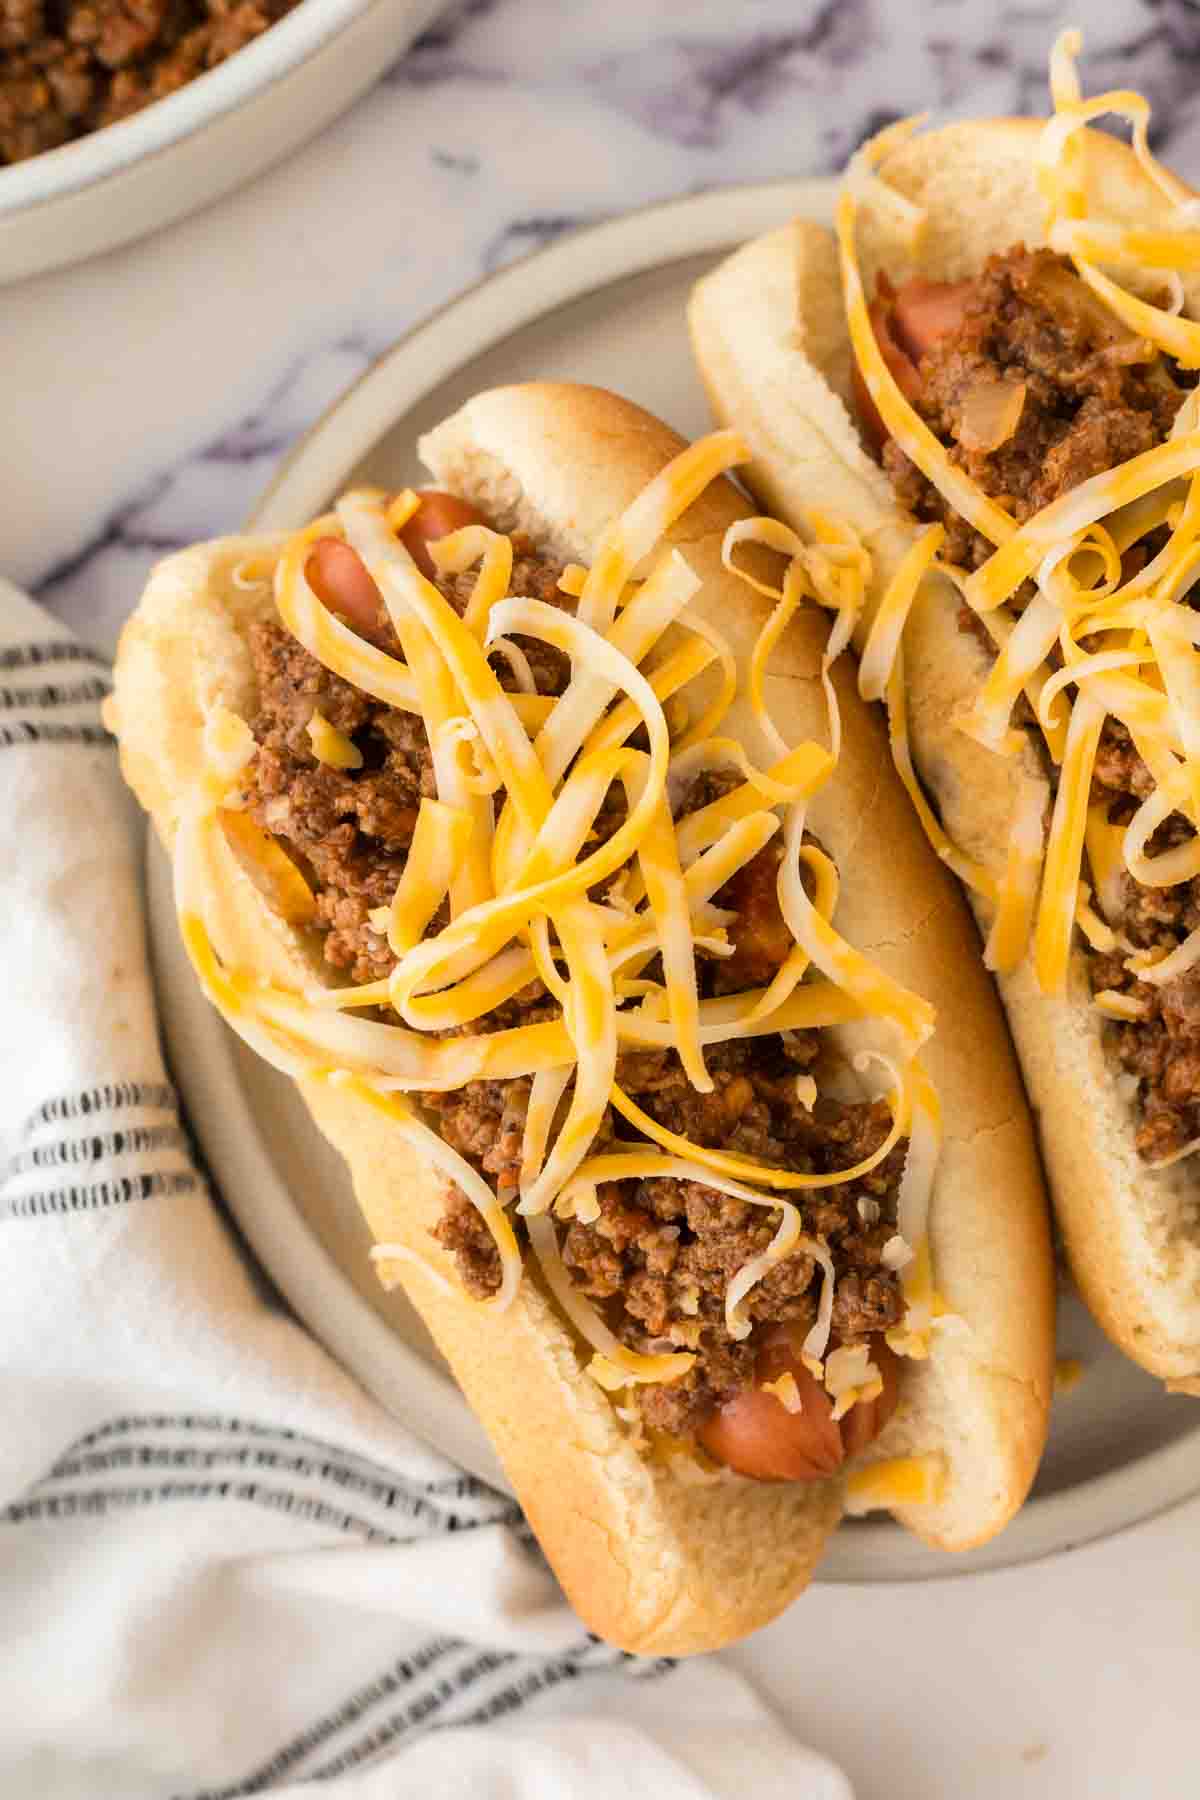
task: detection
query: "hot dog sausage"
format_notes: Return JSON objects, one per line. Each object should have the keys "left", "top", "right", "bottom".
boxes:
{"left": 853, "top": 274, "right": 973, "bottom": 454}
{"left": 399, "top": 490, "right": 486, "bottom": 579}
{"left": 698, "top": 1325, "right": 900, "bottom": 1482}
{"left": 305, "top": 491, "right": 488, "bottom": 632}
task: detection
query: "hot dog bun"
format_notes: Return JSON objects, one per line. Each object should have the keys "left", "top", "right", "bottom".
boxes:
{"left": 110, "top": 383, "right": 1053, "bottom": 1652}
{"left": 690, "top": 122, "right": 1200, "bottom": 1389}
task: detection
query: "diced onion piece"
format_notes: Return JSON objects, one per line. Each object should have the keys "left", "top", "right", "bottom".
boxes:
{"left": 526, "top": 1214, "right": 694, "bottom": 1385}
{"left": 957, "top": 377, "right": 1027, "bottom": 453}
{"left": 838, "top": 137, "right": 1015, "bottom": 550}
{"left": 880, "top": 1234, "right": 914, "bottom": 1272}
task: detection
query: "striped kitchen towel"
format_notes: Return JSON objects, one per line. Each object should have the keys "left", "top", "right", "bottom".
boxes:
{"left": 0, "top": 572, "right": 852, "bottom": 1799}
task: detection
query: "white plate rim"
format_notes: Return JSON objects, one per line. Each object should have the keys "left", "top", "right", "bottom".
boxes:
{"left": 155, "top": 176, "right": 1200, "bottom": 1583}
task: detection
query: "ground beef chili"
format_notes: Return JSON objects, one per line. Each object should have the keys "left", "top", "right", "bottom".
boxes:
{"left": 879, "top": 246, "right": 1186, "bottom": 569}
{"left": 241, "top": 515, "right": 906, "bottom": 1441}
{"left": 1, "top": 0, "right": 305, "bottom": 165}
{"left": 865, "top": 244, "right": 1200, "bottom": 1162}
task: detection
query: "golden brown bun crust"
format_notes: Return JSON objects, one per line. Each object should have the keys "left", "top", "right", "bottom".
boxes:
{"left": 690, "top": 120, "right": 1200, "bottom": 1385}
{"left": 110, "top": 383, "right": 1051, "bottom": 1650}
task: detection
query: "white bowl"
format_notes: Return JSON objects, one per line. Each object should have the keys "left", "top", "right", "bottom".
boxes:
{"left": 0, "top": 0, "right": 441, "bottom": 285}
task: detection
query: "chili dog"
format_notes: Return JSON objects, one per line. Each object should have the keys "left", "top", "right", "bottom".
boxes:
{"left": 690, "top": 31, "right": 1200, "bottom": 1390}
{"left": 108, "top": 383, "right": 1052, "bottom": 1652}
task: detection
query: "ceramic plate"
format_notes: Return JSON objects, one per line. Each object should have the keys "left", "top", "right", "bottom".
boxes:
{"left": 147, "top": 178, "right": 1200, "bottom": 1580}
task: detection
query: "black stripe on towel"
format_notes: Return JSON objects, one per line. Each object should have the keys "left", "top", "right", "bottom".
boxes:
{"left": 24, "top": 1082, "right": 179, "bottom": 1131}
{"left": 0, "top": 642, "right": 109, "bottom": 673}
{"left": 0, "top": 721, "right": 113, "bottom": 750}
{"left": 41, "top": 1415, "right": 510, "bottom": 1531}
{"left": 305, "top": 1639, "right": 634, "bottom": 1783}
{"left": 3, "top": 1169, "right": 199, "bottom": 1217}
{"left": 5, "top": 1123, "right": 189, "bottom": 1177}
{"left": 0, "top": 676, "right": 110, "bottom": 711}
{"left": 2, "top": 1478, "right": 398, "bottom": 1542}
{"left": 182, "top": 1639, "right": 468, "bottom": 1799}
{"left": 38, "top": 1442, "right": 503, "bottom": 1535}
{"left": 59, "top": 1414, "right": 498, "bottom": 1503}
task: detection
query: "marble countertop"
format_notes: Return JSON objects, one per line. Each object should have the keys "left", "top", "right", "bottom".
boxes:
{"left": 6, "top": 2, "right": 1200, "bottom": 1795}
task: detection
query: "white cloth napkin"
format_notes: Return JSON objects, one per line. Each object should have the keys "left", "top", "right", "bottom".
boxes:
{"left": 0, "top": 575, "right": 852, "bottom": 1800}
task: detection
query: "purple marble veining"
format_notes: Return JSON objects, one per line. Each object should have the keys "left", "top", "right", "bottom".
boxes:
{"left": 8, "top": 0, "right": 1200, "bottom": 647}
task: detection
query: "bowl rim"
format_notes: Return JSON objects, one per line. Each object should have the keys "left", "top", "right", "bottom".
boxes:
{"left": 0, "top": 0, "right": 381, "bottom": 215}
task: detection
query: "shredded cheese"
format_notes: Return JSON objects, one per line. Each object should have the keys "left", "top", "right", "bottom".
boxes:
{"left": 838, "top": 32, "right": 1200, "bottom": 1056}
{"left": 174, "top": 429, "right": 948, "bottom": 1420}
{"left": 306, "top": 710, "right": 363, "bottom": 770}
{"left": 844, "top": 1455, "right": 946, "bottom": 1511}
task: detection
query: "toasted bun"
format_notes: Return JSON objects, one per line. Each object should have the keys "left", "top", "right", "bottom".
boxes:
{"left": 110, "top": 383, "right": 1052, "bottom": 1651}
{"left": 690, "top": 121, "right": 1200, "bottom": 1385}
